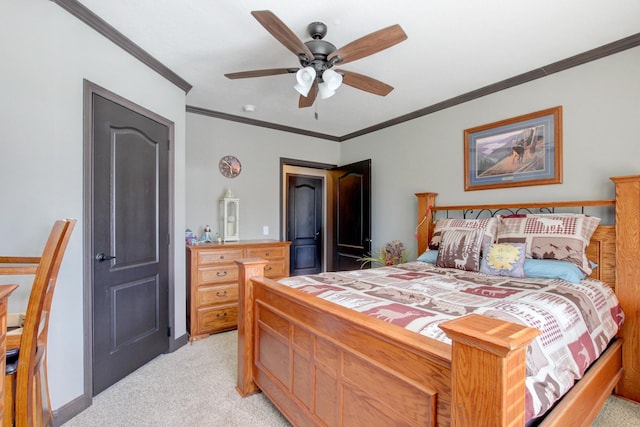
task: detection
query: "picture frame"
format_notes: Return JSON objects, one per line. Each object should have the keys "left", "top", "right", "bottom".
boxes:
{"left": 464, "top": 106, "right": 562, "bottom": 191}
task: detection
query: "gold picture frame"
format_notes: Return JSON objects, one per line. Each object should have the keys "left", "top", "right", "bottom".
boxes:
{"left": 464, "top": 106, "right": 562, "bottom": 191}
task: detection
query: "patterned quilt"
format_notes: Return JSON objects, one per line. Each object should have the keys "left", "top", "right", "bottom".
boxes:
{"left": 278, "top": 261, "right": 624, "bottom": 421}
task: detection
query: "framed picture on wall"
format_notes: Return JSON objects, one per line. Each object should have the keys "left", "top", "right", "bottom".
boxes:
{"left": 464, "top": 106, "right": 563, "bottom": 191}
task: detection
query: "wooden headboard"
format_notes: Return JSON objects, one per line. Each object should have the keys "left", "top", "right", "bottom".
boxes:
{"left": 417, "top": 175, "right": 640, "bottom": 403}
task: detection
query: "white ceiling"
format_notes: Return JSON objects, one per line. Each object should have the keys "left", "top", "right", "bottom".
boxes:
{"left": 76, "top": 0, "right": 640, "bottom": 138}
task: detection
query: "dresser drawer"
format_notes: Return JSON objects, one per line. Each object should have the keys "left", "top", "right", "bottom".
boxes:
{"left": 198, "top": 265, "right": 238, "bottom": 285}
{"left": 246, "top": 246, "right": 287, "bottom": 259}
{"left": 198, "top": 283, "right": 238, "bottom": 306}
{"left": 198, "top": 304, "right": 238, "bottom": 332}
{"left": 197, "top": 249, "right": 243, "bottom": 265}
{"left": 264, "top": 259, "right": 287, "bottom": 278}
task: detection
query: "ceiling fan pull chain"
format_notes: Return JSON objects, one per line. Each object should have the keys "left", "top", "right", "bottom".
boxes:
{"left": 314, "top": 100, "right": 319, "bottom": 120}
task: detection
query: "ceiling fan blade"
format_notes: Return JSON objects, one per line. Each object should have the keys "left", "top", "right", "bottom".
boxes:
{"left": 328, "top": 24, "right": 407, "bottom": 66}
{"left": 225, "top": 68, "right": 298, "bottom": 79}
{"left": 298, "top": 82, "right": 318, "bottom": 108}
{"left": 337, "top": 69, "right": 394, "bottom": 96}
{"left": 251, "top": 10, "right": 315, "bottom": 61}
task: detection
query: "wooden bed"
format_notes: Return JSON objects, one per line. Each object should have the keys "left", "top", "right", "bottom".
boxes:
{"left": 235, "top": 175, "right": 640, "bottom": 426}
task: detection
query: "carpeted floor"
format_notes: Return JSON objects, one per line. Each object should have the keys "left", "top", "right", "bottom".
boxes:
{"left": 62, "top": 331, "right": 639, "bottom": 426}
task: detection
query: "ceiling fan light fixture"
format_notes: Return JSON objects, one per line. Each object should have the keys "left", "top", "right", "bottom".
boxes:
{"left": 294, "top": 66, "right": 316, "bottom": 96}
{"left": 318, "top": 68, "right": 343, "bottom": 99}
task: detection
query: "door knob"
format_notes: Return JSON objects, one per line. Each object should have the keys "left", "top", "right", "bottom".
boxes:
{"left": 95, "top": 252, "right": 116, "bottom": 262}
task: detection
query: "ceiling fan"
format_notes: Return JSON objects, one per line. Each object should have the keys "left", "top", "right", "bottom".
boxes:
{"left": 225, "top": 10, "right": 408, "bottom": 108}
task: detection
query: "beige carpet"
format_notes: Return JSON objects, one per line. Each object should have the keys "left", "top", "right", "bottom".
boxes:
{"left": 62, "top": 330, "right": 639, "bottom": 426}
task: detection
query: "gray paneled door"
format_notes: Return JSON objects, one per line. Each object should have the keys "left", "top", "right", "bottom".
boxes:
{"left": 91, "top": 94, "right": 169, "bottom": 395}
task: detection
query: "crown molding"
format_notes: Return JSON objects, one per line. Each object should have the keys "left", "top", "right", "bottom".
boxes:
{"left": 52, "top": 0, "right": 192, "bottom": 93}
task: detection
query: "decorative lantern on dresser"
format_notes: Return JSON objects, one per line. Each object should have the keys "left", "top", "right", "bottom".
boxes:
{"left": 220, "top": 191, "right": 240, "bottom": 242}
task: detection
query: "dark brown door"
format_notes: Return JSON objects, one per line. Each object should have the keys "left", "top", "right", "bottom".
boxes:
{"left": 92, "top": 94, "right": 169, "bottom": 395}
{"left": 331, "top": 159, "right": 372, "bottom": 271}
{"left": 287, "top": 175, "right": 323, "bottom": 275}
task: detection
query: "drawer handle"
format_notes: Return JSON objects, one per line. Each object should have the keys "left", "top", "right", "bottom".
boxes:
{"left": 265, "top": 266, "right": 272, "bottom": 271}
{"left": 219, "top": 255, "right": 225, "bottom": 260}
{"left": 216, "top": 271, "right": 228, "bottom": 277}
{"left": 216, "top": 312, "right": 227, "bottom": 318}
{"left": 265, "top": 252, "right": 270, "bottom": 256}
{"left": 216, "top": 290, "right": 227, "bottom": 297}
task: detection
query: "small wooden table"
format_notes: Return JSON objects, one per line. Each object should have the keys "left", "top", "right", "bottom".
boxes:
{"left": 0, "top": 284, "right": 18, "bottom": 422}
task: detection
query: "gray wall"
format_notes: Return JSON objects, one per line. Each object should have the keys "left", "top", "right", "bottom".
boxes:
{"left": 186, "top": 114, "right": 340, "bottom": 239}
{"left": 340, "top": 46, "right": 640, "bottom": 258}
{"left": 187, "top": 46, "right": 639, "bottom": 261}
{"left": 0, "top": 1, "right": 187, "bottom": 411}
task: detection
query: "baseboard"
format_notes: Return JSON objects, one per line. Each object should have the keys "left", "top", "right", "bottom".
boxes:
{"left": 170, "top": 332, "right": 188, "bottom": 352}
{"left": 53, "top": 393, "right": 92, "bottom": 427}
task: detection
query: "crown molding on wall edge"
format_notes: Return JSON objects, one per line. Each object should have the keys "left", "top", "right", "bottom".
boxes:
{"left": 53, "top": 0, "right": 639, "bottom": 142}
{"left": 52, "top": 0, "right": 192, "bottom": 93}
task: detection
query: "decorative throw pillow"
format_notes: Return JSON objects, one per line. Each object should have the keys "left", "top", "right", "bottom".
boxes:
{"left": 523, "top": 259, "right": 587, "bottom": 284}
{"left": 496, "top": 213, "right": 600, "bottom": 274}
{"left": 416, "top": 249, "right": 438, "bottom": 264}
{"left": 429, "top": 217, "right": 498, "bottom": 252}
{"left": 435, "top": 228, "right": 484, "bottom": 271}
{"left": 480, "top": 243, "right": 526, "bottom": 278}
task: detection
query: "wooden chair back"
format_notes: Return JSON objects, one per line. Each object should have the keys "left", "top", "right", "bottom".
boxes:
{"left": 0, "top": 219, "right": 76, "bottom": 427}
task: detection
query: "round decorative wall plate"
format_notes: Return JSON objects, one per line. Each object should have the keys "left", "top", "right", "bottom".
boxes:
{"left": 218, "top": 155, "right": 241, "bottom": 178}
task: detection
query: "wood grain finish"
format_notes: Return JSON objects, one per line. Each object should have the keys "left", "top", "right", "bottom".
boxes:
{"left": 610, "top": 175, "right": 640, "bottom": 401}
{"left": 1, "top": 219, "right": 75, "bottom": 427}
{"left": 236, "top": 176, "right": 639, "bottom": 426}
{"left": 0, "top": 285, "right": 18, "bottom": 424}
{"left": 186, "top": 241, "right": 290, "bottom": 341}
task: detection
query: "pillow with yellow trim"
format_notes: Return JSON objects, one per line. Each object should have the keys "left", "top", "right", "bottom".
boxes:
{"left": 480, "top": 242, "right": 526, "bottom": 277}
{"left": 496, "top": 213, "right": 600, "bottom": 274}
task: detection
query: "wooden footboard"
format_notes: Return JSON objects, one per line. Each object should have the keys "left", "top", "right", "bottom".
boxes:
{"left": 237, "top": 259, "right": 542, "bottom": 426}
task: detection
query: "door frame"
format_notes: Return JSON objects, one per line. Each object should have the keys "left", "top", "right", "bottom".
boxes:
{"left": 280, "top": 158, "right": 336, "bottom": 273}
{"left": 81, "top": 80, "right": 176, "bottom": 406}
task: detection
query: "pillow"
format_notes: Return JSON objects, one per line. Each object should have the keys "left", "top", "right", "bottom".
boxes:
{"left": 436, "top": 228, "right": 484, "bottom": 271}
{"left": 523, "top": 259, "right": 587, "bottom": 284}
{"left": 480, "top": 243, "right": 526, "bottom": 278}
{"left": 496, "top": 213, "right": 600, "bottom": 274}
{"left": 416, "top": 249, "right": 438, "bottom": 264}
{"left": 429, "top": 217, "right": 498, "bottom": 251}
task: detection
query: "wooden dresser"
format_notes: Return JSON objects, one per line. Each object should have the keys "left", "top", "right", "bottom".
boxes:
{"left": 186, "top": 240, "right": 290, "bottom": 341}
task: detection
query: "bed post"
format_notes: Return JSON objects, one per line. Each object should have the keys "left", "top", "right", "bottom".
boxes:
{"left": 415, "top": 192, "right": 438, "bottom": 255}
{"left": 235, "top": 258, "right": 269, "bottom": 397}
{"left": 610, "top": 175, "right": 640, "bottom": 402}
{"left": 440, "top": 314, "right": 540, "bottom": 427}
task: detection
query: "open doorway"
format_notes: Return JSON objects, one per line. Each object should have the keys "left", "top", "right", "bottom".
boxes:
{"left": 282, "top": 160, "right": 332, "bottom": 275}
{"left": 281, "top": 158, "right": 372, "bottom": 274}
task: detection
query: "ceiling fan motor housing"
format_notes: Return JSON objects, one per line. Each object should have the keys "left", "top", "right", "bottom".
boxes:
{"left": 301, "top": 22, "right": 338, "bottom": 76}
{"left": 307, "top": 22, "right": 328, "bottom": 39}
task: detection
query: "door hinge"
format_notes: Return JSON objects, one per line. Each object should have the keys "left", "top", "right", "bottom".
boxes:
{"left": 167, "top": 233, "right": 171, "bottom": 245}
{"left": 167, "top": 326, "right": 172, "bottom": 337}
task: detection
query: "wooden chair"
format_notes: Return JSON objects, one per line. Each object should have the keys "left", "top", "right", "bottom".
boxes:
{"left": 0, "top": 219, "right": 76, "bottom": 427}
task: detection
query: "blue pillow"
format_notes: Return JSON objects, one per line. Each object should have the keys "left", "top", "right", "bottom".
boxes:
{"left": 416, "top": 249, "right": 438, "bottom": 264}
{"left": 523, "top": 259, "right": 587, "bottom": 284}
